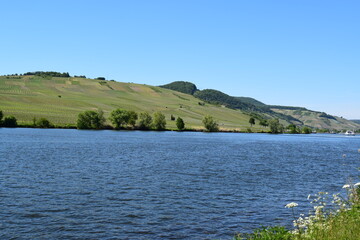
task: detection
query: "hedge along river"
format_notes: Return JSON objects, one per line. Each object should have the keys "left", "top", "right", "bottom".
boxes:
{"left": 1, "top": 128, "right": 360, "bottom": 239}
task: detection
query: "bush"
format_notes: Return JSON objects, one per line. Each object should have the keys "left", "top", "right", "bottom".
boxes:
{"left": 302, "top": 126, "right": 312, "bottom": 134}
{"left": 202, "top": 115, "right": 219, "bottom": 132}
{"left": 36, "top": 118, "right": 53, "bottom": 128}
{"left": 3, "top": 116, "right": 17, "bottom": 127}
{"left": 268, "top": 119, "right": 284, "bottom": 134}
{"left": 153, "top": 112, "right": 166, "bottom": 130}
{"left": 0, "top": 110, "right": 3, "bottom": 126}
{"left": 77, "top": 110, "right": 105, "bottom": 129}
{"left": 176, "top": 117, "right": 185, "bottom": 131}
{"left": 110, "top": 109, "right": 138, "bottom": 129}
{"left": 138, "top": 112, "right": 153, "bottom": 130}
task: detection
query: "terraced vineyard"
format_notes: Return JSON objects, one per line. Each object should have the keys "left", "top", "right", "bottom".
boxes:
{"left": 0, "top": 75, "right": 258, "bottom": 130}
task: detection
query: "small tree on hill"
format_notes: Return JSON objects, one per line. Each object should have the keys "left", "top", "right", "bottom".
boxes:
{"left": 176, "top": 117, "right": 185, "bottom": 131}
{"left": 3, "top": 116, "right": 17, "bottom": 128}
{"left": 249, "top": 117, "right": 255, "bottom": 127}
{"left": 202, "top": 115, "right": 219, "bottom": 132}
{"left": 77, "top": 110, "right": 105, "bottom": 129}
{"left": 153, "top": 112, "right": 166, "bottom": 130}
{"left": 138, "top": 112, "right": 152, "bottom": 130}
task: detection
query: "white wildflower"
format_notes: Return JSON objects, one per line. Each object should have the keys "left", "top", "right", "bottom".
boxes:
{"left": 285, "top": 202, "right": 298, "bottom": 208}
{"left": 342, "top": 184, "right": 351, "bottom": 189}
{"left": 307, "top": 194, "right": 311, "bottom": 200}
{"left": 354, "top": 182, "right": 360, "bottom": 187}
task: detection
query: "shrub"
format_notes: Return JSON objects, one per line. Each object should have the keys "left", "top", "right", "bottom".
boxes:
{"left": 77, "top": 110, "right": 105, "bottom": 129}
{"left": 202, "top": 115, "right": 219, "bottom": 132}
{"left": 138, "top": 112, "right": 152, "bottom": 130}
{"left": 268, "top": 119, "right": 284, "bottom": 134}
{"left": 176, "top": 117, "right": 185, "bottom": 131}
{"left": 110, "top": 109, "right": 138, "bottom": 129}
{"left": 0, "top": 110, "right": 3, "bottom": 126}
{"left": 36, "top": 118, "right": 53, "bottom": 128}
{"left": 3, "top": 116, "right": 17, "bottom": 127}
{"left": 153, "top": 112, "right": 166, "bottom": 130}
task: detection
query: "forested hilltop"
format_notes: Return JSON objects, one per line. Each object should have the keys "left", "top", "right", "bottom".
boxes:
{"left": 0, "top": 72, "right": 359, "bottom": 131}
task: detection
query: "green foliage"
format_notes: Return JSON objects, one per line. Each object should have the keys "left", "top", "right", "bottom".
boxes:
{"left": 194, "top": 89, "right": 260, "bottom": 111}
{"left": 159, "top": 81, "right": 198, "bottom": 95}
{"left": 319, "top": 112, "right": 336, "bottom": 120}
{"left": 268, "top": 119, "right": 284, "bottom": 134}
{"left": 170, "top": 114, "right": 175, "bottom": 121}
{"left": 96, "top": 77, "right": 106, "bottom": 80}
{"left": 259, "top": 119, "right": 268, "bottom": 127}
{"left": 3, "top": 116, "right": 17, "bottom": 127}
{"left": 138, "top": 112, "right": 153, "bottom": 130}
{"left": 77, "top": 110, "right": 105, "bottom": 129}
{"left": 0, "top": 110, "right": 3, "bottom": 125}
{"left": 36, "top": 118, "right": 53, "bottom": 128}
{"left": 202, "top": 115, "right": 219, "bottom": 132}
{"left": 153, "top": 112, "right": 166, "bottom": 130}
{"left": 287, "top": 124, "right": 299, "bottom": 134}
{"left": 249, "top": 117, "right": 255, "bottom": 127}
{"left": 24, "top": 71, "right": 70, "bottom": 78}
{"left": 236, "top": 226, "right": 293, "bottom": 240}
{"left": 109, "top": 109, "right": 135, "bottom": 129}
{"left": 176, "top": 117, "right": 185, "bottom": 131}
{"left": 301, "top": 126, "right": 312, "bottom": 134}
{"left": 127, "top": 111, "right": 138, "bottom": 127}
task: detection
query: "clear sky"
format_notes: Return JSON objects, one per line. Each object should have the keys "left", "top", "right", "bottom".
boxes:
{"left": 1, "top": 0, "right": 359, "bottom": 119}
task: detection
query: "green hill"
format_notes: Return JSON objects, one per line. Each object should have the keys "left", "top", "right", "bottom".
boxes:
{"left": 1, "top": 75, "right": 358, "bottom": 131}
{"left": 159, "top": 81, "right": 198, "bottom": 95}
{"left": 160, "top": 81, "right": 359, "bottom": 130}
{"left": 0, "top": 74, "right": 258, "bottom": 130}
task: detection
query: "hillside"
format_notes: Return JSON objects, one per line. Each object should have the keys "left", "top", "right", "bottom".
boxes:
{"left": 0, "top": 74, "right": 257, "bottom": 130}
{"left": 1, "top": 75, "right": 358, "bottom": 131}
{"left": 159, "top": 81, "right": 360, "bottom": 130}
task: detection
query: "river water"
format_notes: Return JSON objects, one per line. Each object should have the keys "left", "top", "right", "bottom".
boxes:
{"left": 1, "top": 128, "right": 359, "bottom": 239}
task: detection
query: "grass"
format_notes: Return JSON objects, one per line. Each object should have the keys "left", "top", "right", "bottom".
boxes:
{"left": 0, "top": 75, "right": 270, "bottom": 131}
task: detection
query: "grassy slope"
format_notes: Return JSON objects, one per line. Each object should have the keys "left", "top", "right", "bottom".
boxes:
{"left": 271, "top": 108, "right": 360, "bottom": 130}
{"left": 0, "top": 75, "right": 263, "bottom": 130}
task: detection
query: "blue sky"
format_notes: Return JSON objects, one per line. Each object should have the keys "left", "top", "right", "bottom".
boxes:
{"left": 1, "top": 0, "right": 359, "bottom": 118}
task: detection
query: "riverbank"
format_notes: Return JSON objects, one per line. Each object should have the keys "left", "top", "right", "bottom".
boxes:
{"left": 236, "top": 184, "right": 360, "bottom": 240}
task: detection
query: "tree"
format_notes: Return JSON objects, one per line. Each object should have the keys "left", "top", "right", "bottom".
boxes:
{"left": 153, "top": 112, "right": 166, "bottom": 130}
{"left": 259, "top": 119, "right": 268, "bottom": 128}
{"left": 36, "top": 118, "right": 53, "bottom": 128}
{"left": 287, "top": 124, "right": 299, "bottom": 134}
{"left": 138, "top": 112, "right": 152, "bottom": 130}
{"left": 249, "top": 117, "right": 255, "bottom": 127}
{"left": 110, "top": 109, "right": 130, "bottom": 129}
{"left": 3, "top": 116, "right": 17, "bottom": 127}
{"left": 127, "top": 111, "right": 138, "bottom": 127}
{"left": 302, "top": 126, "right": 312, "bottom": 134}
{"left": 268, "top": 118, "right": 284, "bottom": 134}
{"left": 176, "top": 117, "right": 185, "bottom": 131}
{"left": 77, "top": 110, "right": 105, "bottom": 129}
{"left": 202, "top": 115, "right": 219, "bottom": 132}
{"left": 0, "top": 110, "right": 3, "bottom": 126}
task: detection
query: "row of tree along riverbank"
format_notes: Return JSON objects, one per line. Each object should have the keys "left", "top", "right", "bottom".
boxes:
{"left": 0, "top": 109, "right": 317, "bottom": 133}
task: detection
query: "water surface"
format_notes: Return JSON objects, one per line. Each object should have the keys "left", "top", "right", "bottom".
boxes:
{"left": 1, "top": 129, "right": 359, "bottom": 239}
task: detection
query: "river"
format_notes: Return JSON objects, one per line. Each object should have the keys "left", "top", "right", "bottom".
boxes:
{"left": 1, "top": 128, "right": 359, "bottom": 239}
